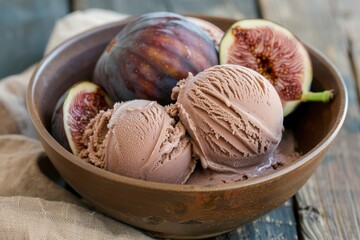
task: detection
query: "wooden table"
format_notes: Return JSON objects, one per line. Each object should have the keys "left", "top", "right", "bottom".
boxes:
{"left": 3, "top": 0, "right": 359, "bottom": 239}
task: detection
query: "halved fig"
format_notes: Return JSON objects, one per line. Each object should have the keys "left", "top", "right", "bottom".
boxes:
{"left": 51, "top": 81, "right": 113, "bottom": 155}
{"left": 220, "top": 19, "right": 333, "bottom": 116}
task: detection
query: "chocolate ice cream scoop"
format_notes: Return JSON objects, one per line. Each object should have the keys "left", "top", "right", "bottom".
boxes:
{"left": 186, "top": 130, "right": 300, "bottom": 185}
{"left": 171, "top": 64, "right": 284, "bottom": 173}
{"left": 79, "top": 100, "right": 195, "bottom": 184}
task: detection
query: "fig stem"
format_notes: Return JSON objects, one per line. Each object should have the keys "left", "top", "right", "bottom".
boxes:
{"left": 301, "top": 90, "right": 335, "bottom": 103}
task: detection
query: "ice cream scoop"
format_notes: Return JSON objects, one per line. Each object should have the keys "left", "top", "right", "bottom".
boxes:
{"left": 79, "top": 100, "right": 195, "bottom": 184}
{"left": 171, "top": 64, "right": 284, "bottom": 173}
{"left": 186, "top": 130, "right": 300, "bottom": 185}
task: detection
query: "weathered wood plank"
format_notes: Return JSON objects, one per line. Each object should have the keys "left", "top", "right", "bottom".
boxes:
{"left": 259, "top": 0, "right": 360, "bottom": 239}
{"left": 167, "top": 0, "right": 258, "bottom": 19}
{"left": 333, "top": 0, "right": 360, "bottom": 108}
{"left": 73, "top": 0, "right": 258, "bottom": 19}
{"left": 0, "top": 0, "right": 69, "bottom": 79}
{"left": 213, "top": 200, "right": 297, "bottom": 240}
{"left": 73, "top": 0, "right": 169, "bottom": 15}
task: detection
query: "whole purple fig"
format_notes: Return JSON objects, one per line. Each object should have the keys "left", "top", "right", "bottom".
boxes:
{"left": 94, "top": 12, "right": 219, "bottom": 105}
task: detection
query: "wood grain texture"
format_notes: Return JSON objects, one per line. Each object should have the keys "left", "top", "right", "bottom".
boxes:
{"left": 213, "top": 200, "right": 297, "bottom": 240}
{"left": 0, "top": 0, "right": 69, "bottom": 79}
{"left": 167, "top": 0, "right": 258, "bottom": 19}
{"left": 73, "top": 0, "right": 169, "bottom": 15}
{"left": 73, "top": 0, "right": 258, "bottom": 19}
{"left": 333, "top": 0, "right": 360, "bottom": 105}
{"left": 259, "top": 0, "right": 360, "bottom": 239}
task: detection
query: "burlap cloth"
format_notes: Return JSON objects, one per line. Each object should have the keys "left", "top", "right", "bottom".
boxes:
{"left": 0, "top": 9, "right": 154, "bottom": 240}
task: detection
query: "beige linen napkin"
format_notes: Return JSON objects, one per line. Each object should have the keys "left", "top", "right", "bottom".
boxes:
{"left": 0, "top": 9, "right": 153, "bottom": 240}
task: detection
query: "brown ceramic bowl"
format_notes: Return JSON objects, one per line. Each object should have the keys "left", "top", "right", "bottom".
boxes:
{"left": 27, "top": 15, "right": 347, "bottom": 239}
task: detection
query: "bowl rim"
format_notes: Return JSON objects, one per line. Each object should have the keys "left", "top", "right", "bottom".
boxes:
{"left": 27, "top": 16, "right": 348, "bottom": 193}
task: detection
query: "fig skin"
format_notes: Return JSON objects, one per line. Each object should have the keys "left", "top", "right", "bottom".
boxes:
{"left": 219, "top": 19, "right": 333, "bottom": 116}
{"left": 51, "top": 81, "right": 113, "bottom": 155}
{"left": 94, "top": 12, "right": 219, "bottom": 105}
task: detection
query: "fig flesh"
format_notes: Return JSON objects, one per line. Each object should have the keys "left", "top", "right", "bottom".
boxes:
{"left": 51, "top": 81, "right": 113, "bottom": 155}
{"left": 219, "top": 19, "right": 333, "bottom": 116}
{"left": 94, "top": 12, "right": 219, "bottom": 105}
